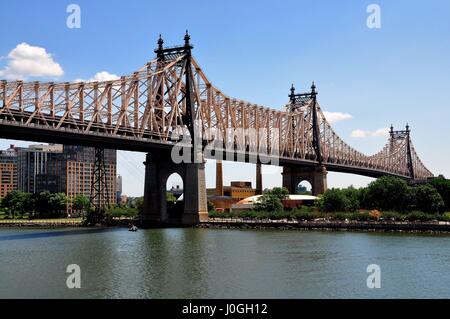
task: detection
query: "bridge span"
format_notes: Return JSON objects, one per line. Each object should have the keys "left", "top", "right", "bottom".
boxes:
{"left": 0, "top": 32, "right": 433, "bottom": 225}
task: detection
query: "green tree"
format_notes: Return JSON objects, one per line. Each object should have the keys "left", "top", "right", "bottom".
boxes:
{"left": 269, "top": 187, "right": 289, "bottom": 201}
{"left": 255, "top": 187, "right": 289, "bottom": 212}
{"left": 49, "top": 193, "right": 68, "bottom": 217}
{"left": 1, "top": 191, "right": 31, "bottom": 218}
{"left": 415, "top": 184, "right": 445, "bottom": 213}
{"left": 317, "top": 188, "right": 349, "bottom": 212}
{"left": 364, "top": 176, "right": 410, "bottom": 212}
{"left": 33, "top": 191, "right": 52, "bottom": 217}
{"left": 428, "top": 177, "right": 450, "bottom": 211}
{"left": 341, "top": 187, "right": 361, "bottom": 212}
{"left": 134, "top": 196, "right": 144, "bottom": 214}
{"left": 73, "top": 194, "right": 90, "bottom": 213}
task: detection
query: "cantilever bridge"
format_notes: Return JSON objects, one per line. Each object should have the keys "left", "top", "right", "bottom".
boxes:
{"left": 0, "top": 32, "right": 433, "bottom": 225}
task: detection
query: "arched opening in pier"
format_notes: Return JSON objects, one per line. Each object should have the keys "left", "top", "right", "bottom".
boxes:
{"left": 297, "top": 180, "right": 312, "bottom": 194}
{"left": 166, "top": 173, "right": 184, "bottom": 220}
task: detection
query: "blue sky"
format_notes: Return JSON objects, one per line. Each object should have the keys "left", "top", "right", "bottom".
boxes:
{"left": 0, "top": 0, "right": 449, "bottom": 196}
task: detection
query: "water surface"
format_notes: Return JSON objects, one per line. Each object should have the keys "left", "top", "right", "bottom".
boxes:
{"left": 1, "top": 227, "right": 449, "bottom": 298}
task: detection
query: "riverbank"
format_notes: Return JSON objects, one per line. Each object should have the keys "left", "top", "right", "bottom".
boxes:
{"left": 0, "top": 218, "right": 83, "bottom": 227}
{"left": 0, "top": 217, "right": 137, "bottom": 228}
{"left": 199, "top": 218, "right": 450, "bottom": 233}
{"left": 3, "top": 217, "right": 450, "bottom": 233}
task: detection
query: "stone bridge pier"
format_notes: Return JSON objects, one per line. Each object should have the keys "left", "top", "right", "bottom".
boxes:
{"left": 282, "top": 165, "right": 328, "bottom": 196}
{"left": 140, "top": 151, "right": 208, "bottom": 227}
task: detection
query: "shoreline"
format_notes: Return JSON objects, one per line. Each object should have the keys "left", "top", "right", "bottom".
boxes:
{"left": 0, "top": 221, "right": 83, "bottom": 228}
{"left": 2, "top": 218, "right": 450, "bottom": 233}
{"left": 197, "top": 219, "right": 450, "bottom": 233}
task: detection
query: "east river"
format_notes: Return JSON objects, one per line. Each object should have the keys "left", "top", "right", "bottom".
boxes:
{"left": 1, "top": 227, "right": 449, "bottom": 298}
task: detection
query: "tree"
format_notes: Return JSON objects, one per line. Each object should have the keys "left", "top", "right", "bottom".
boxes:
{"left": 134, "top": 196, "right": 144, "bottom": 214}
{"left": 341, "top": 187, "right": 361, "bottom": 212}
{"left": 30, "top": 192, "right": 68, "bottom": 218}
{"left": 73, "top": 194, "right": 90, "bottom": 213}
{"left": 1, "top": 191, "right": 31, "bottom": 218}
{"left": 256, "top": 194, "right": 283, "bottom": 212}
{"left": 48, "top": 193, "right": 68, "bottom": 217}
{"left": 428, "top": 177, "right": 450, "bottom": 211}
{"left": 255, "top": 187, "right": 289, "bottom": 212}
{"left": 268, "top": 187, "right": 289, "bottom": 201}
{"left": 364, "top": 176, "right": 410, "bottom": 212}
{"left": 415, "top": 184, "right": 445, "bottom": 214}
{"left": 317, "top": 188, "right": 349, "bottom": 212}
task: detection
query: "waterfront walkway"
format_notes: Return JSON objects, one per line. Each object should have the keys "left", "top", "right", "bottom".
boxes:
{"left": 200, "top": 218, "right": 450, "bottom": 232}
{"left": 0, "top": 218, "right": 82, "bottom": 227}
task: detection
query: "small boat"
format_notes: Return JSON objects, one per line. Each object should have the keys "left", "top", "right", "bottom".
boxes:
{"left": 128, "top": 224, "right": 138, "bottom": 232}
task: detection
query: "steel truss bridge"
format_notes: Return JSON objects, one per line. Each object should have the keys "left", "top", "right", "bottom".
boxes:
{"left": 0, "top": 32, "right": 433, "bottom": 183}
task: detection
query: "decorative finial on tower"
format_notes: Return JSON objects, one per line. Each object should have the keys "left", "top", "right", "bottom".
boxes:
{"left": 289, "top": 84, "right": 296, "bottom": 104}
{"left": 184, "top": 30, "right": 191, "bottom": 46}
{"left": 157, "top": 34, "right": 164, "bottom": 50}
{"left": 406, "top": 123, "right": 410, "bottom": 132}
{"left": 390, "top": 124, "right": 394, "bottom": 134}
{"left": 311, "top": 81, "right": 316, "bottom": 94}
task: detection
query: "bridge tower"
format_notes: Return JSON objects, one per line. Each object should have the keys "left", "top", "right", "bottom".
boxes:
{"left": 282, "top": 83, "right": 327, "bottom": 195}
{"left": 140, "top": 32, "right": 208, "bottom": 227}
{"left": 390, "top": 124, "right": 415, "bottom": 180}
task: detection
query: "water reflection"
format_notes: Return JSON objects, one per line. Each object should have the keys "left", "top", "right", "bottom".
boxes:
{"left": 1, "top": 228, "right": 450, "bottom": 298}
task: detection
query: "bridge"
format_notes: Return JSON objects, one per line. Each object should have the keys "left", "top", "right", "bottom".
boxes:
{"left": 0, "top": 32, "right": 433, "bottom": 226}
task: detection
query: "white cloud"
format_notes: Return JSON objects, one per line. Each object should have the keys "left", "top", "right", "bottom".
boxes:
{"left": 323, "top": 111, "right": 353, "bottom": 124}
{"left": 351, "top": 127, "right": 389, "bottom": 138}
{"left": 350, "top": 129, "right": 370, "bottom": 138}
{"left": 74, "top": 71, "right": 119, "bottom": 83}
{"left": 0, "top": 43, "right": 64, "bottom": 80}
{"left": 372, "top": 127, "right": 390, "bottom": 137}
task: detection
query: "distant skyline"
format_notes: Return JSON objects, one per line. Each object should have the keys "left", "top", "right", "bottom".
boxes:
{"left": 1, "top": 0, "right": 449, "bottom": 196}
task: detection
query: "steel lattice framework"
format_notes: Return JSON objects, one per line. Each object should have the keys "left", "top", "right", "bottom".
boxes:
{"left": 0, "top": 34, "right": 433, "bottom": 181}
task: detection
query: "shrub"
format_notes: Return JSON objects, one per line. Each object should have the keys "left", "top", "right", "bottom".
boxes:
{"left": 404, "top": 211, "right": 432, "bottom": 222}
{"left": 207, "top": 201, "right": 215, "bottom": 212}
{"left": 368, "top": 209, "right": 382, "bottom": 220}
{"left": 440, "top": 212, "right": 450, "bottom": 222}
{"left": 106, "top": 205, "right": 138, "bottom": 218}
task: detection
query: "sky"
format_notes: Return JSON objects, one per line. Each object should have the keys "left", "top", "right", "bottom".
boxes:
{"left": 0, "top": 0, "right": 449, "bottom": 196}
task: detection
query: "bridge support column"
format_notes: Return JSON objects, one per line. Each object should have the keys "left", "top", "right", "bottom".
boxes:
{"left": 182, "top": 161, "right": 209, "bottom": 225}
{"left": 141, "top": 153, "right": 168, "bottom": 226}
{"left": 282, "top": 165, "right": 328, "bottom": 196}
{"left": 140, "top": 152, "right": 208, "bottom": 227}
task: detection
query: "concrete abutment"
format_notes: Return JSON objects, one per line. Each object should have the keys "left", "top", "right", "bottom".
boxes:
{"left": 140, "top": 152, "right": 208, "bottom": 227}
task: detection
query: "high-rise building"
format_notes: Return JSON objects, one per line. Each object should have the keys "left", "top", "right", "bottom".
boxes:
{"left": 13, "top": 144, "right": 116, "bottom": 212}
{"left": 116, "top": 175, "right": 123, "bottom": 204}
{"left": 0, "top": 145, "right": 19, "bottom": 198}
{"left": 61, "top": 146, "right": 116, "bottom": 210}
{"left": 17, "top": 144, "right": 63, "bottom": 194}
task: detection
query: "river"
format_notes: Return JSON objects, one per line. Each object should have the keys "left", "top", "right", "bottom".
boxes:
{"left": 0, "top": 227, "right": 449, "bottom": 298}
